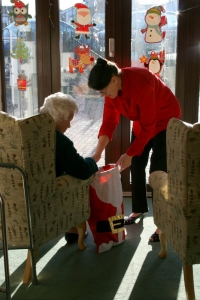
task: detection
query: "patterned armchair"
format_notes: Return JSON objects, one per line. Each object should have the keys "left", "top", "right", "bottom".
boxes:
{"left": 149, "top": 117, "right": 200, "bottom": 300}
{"left": 0, "top": 111, "right": 93, "bottom": 288}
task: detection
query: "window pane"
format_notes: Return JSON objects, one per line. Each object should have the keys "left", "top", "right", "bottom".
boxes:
{"left": 131, "top": 0, "right": 178, "bottom": 93}
{"left": 2, "top": 2, "right": 38, "bottom": 118}
{"left": 59, "top": 0, "right": 105, "bottom": 167}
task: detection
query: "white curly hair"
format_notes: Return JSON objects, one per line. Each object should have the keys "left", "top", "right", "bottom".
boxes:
{"left": 40, "top": 92, "right": 78, "bottom": 123}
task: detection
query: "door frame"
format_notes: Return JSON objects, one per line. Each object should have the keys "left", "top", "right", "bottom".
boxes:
{"left": 105, "top": 0, "right": 132, "bottom": 192}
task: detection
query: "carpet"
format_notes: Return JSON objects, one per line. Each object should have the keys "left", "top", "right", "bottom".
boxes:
{"left": 0, "top": 198, "right": 200, "bottom": 300}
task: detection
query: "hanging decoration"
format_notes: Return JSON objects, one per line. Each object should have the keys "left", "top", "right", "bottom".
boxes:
{"left": 8, "top": 0, "right": 32, "bottom": 26}
{"left": 140, "top": 50, "right": 165, "bottom": 78}
{"left": 11, "top": 38, "right": 31, "bottom": 63}
{"left": 17, "top": 73, "right": 27, "bottom": 91}
{"left": 69, "top": 45, "right": 94, "bottom": 73}
{"left": 48, "top": 0, "right": 54, "bottom": 28}
{"left": 141, "top": 6, "right": 167, "bottom": 43}
{"left": 71, "top": 3, "right": 96, "bottom": 40}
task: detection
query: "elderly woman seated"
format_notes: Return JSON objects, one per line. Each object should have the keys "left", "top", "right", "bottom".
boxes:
{"left": 40, "top": 92, "right": 98, "bottom": 242}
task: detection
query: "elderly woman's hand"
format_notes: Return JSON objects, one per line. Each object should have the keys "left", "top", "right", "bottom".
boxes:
{"left": 115, "top": 153, "right": 132, "bottom": 172}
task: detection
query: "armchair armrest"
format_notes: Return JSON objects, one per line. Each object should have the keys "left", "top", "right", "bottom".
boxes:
{"left": 56, "top": 174, "right": 94, "bottom": 192}
{"left": 149, "top": 171, "right": 168, "bottom": 202}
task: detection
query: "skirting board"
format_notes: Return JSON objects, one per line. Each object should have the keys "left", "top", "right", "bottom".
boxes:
{"left": 123, "top": 191, "right": 152, "bottom": 198}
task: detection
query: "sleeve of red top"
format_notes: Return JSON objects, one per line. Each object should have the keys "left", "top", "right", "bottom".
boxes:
{"left": 126, "top": 86, "right": 156, "bottom": 157}
{"left": 98, "top": 98, "right": 120, "bottom": 140}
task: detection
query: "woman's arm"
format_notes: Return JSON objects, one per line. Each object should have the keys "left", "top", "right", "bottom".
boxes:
{"left": 91, "top": 135, "right": 109, "bottom": 162}
{"left": 56, "top": 131, "right": 98, "bottom": 179}
{"left": 115, "top": 153, "right": 132, "bottom": 172}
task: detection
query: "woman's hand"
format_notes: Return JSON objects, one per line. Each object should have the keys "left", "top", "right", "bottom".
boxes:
{"left": 91, "top": 135, "right": 109, "bottom": 163}
{"left": 91, "top": 152, "right": 101, "bottom": 163}
{"left": 115, "top": 153, "right": 132, "bottom": 172}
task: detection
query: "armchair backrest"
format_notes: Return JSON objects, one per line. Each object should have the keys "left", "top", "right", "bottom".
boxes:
{"left": 19, "top": 113, "right": 57, "bottom": 200}
{"left": 166, "top": 118, "right": 200, "bottom": 264}
{"left": 0, "top": 112, "right": 56, "bottom": 245}
{"left": 0, "top": 111, "right": 57, "bottom": 197}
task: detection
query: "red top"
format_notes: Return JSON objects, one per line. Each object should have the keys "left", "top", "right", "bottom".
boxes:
{"left": 98, "top": 67, "right": 181, "bottom": 157}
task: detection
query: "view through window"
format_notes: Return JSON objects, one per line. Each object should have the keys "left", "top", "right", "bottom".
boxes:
{"left": 59, "top": 0, "right": 105, "bottom": 168}
{"left": 2, "top": 1, "right": 37, "bottom": 118}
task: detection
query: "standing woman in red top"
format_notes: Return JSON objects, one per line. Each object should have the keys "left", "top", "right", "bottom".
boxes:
{"left": 88, "top": 57, "right": 181, "bottom": 242}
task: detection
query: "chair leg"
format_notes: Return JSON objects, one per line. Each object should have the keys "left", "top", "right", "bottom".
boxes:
{"left": 158, "top": 230, "right": 167, "bottom": 258}
{"left": 0, "top": 193, "right": 11, "bottom": 300}
{"left": 76, "top": 221, "right": 86, "bottom": 250}
{"left": 23, "top": 249, "right": 39, "bottom": 284}
{"left": 183, "top": 265, "right": 195, "bottom": 300}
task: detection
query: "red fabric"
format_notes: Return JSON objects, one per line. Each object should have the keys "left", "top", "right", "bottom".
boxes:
{"left": 98, "top": 67, "right": 181, "bottom": 157}
{"left": 88, "top": 164, "right": 125, "bottom": 253}
{"left": 88, "top": 186, "right": 125, "bottom": 252}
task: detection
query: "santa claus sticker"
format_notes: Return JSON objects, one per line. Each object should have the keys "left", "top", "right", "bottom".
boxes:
{"left": 141, "top": 6, "right": 167, "bottom": 43}
{"left": 71, "top": 3, "right": 96, "bottom": 40}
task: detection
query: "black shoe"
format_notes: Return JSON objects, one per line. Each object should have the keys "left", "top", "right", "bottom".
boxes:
{"left": 65, "top": 232, "right": 78, "bottom": 243}
{"left": 124, "top": 213, "right": 145, "bottom": 225}
{"left": 65, "top": 231, "right": 88, "bottom": 243}
{"left": 149, "top": 231, "right": 160, "bottom": 242}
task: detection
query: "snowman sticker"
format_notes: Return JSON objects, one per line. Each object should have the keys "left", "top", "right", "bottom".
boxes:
{"left": 141, "top": 6, "right": 167, "bottom": 43}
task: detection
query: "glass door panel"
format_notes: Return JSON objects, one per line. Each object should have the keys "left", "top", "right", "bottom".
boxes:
{"left": 59, "top": 0, "right": 105, "bottom": 167}
{"left": 131, "top": 0, "right": 178, "bottom": 93}
{"left": 1, "top": 1, "right": 37, "bottom": 118}
{"left": 131, "top": 0, "right": 178, "bottom": 183}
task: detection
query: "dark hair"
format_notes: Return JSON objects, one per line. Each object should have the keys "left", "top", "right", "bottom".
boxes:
{"left": 88, "top": 58, "right": 121, "bottom": 90}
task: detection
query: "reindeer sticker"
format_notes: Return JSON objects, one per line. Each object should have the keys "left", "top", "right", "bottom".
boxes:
{"left": 69, "top": 45, "right": 94, "bottom": 73}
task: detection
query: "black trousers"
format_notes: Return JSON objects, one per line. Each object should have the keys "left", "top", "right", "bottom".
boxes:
{"left": 130, "top": 130, "right": 167, "bottom": 213}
